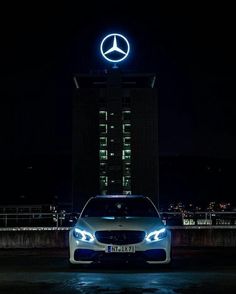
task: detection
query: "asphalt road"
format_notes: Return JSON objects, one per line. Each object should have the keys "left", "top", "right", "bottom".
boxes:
{"left": 0, "top": 248, "right": 235, "bottom": 293}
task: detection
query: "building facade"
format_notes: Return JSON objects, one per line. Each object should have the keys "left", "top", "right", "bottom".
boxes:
{"left": 73, "top": 69, "right": 158, "bottom": 211}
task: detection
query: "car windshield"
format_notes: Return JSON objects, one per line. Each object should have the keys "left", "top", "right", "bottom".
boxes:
{"left": 81, "top": 197, "right": 159, "bottom": 217}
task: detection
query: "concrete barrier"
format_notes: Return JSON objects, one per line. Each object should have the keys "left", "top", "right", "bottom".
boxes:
{"left": 171, "top": 227, "right": 236, "bottom": 247}
{"left": 0, "top": 229, "right": 69, "bottom": 249}
{"left": 0, "top": 227, "right": 236, "bottom": 248}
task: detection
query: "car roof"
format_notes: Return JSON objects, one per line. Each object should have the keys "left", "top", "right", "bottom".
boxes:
{"left": 94, "top": 195, "right": 146, "bottom": 199}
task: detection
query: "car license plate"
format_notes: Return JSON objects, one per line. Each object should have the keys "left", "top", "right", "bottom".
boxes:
{"left": 106, "top": 245, "right": 135, "bottom": 253}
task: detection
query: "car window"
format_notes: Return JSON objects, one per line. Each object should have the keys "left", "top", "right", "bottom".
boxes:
{"left": 81, "top": 198, "right": 159, "bottom": 217}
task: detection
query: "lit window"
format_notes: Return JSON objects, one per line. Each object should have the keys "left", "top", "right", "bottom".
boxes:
{"left": 123, "top": 124, "right": 131, "bottom": 134}
{"left": 110, "top": 125, "right": 115, "bottom": 129}
{"left": 122, "top": 150, "right": 131, "bottom": 160}
{"left": 99, "top": 111, "right": 107, "bottom": 120}
{"left": 99, "top": 124, "right": 107, "bottom": 134}
{"left": 100, "top": 176, "right": 108, "bottom": 187}
{"left": 100, "top": 137, "right": 107, "bottom": 147}
{"left": 110, "top": 113, "right": 114, "bottom": 116}
{"left": 123, "top": 137, "right": 131, "bottom": 147}
{"left": 123, "top": 164, "right": 131, "bottom": 175}
{"left": 122, "top": 110, "right": 131, "bottom": 121}
{"left": 110, "top": 139, "right": 115, "bottom": 143}
{"left": 123, "top": 176, "right": 131, "bottom": 188}
{"left": 110, "top": 153, "right": 115, "bottom": 156}
{"left": 99, "top": 150, "right": 108, "bottom": 160}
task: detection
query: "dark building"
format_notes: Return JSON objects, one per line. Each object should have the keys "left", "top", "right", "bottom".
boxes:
{"left": 72, "top": 69, "right": 158, "bottom": 211}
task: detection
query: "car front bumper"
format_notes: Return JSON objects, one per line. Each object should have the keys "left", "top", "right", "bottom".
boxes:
{"left": 69, "top": 234, "right": 171, "bottom": 265}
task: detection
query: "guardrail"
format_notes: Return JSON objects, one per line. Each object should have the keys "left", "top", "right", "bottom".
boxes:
{"left": 160, "top": 211, "right": 236, "bottom": 226}
{"left": 0, "top": 212, "right": 78, "bottom": 228}
{"left": 0, "top": 211, "right": 236, "bottom": 228}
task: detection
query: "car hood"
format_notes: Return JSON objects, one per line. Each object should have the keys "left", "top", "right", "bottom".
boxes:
{"left": 75, "top": 217, "right": 164, "bottom": 233}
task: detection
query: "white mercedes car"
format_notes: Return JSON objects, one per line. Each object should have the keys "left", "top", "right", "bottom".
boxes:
{"left": 69, "top": 195, "right": 171, "bottom": 265}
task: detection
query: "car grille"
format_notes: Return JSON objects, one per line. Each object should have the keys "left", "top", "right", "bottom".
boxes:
{"left": 95, "top": 230, "right": 146, "bottom": 245}
{"left": 74, "top": 249, "right": 167, "bottom": 262}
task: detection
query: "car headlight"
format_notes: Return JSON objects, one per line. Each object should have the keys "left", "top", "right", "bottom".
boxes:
{"left": 146, "top": 228, "right": 167, "bottom": 242}
{"left": 73, "top": 228, "right": 94, "bottom": 242}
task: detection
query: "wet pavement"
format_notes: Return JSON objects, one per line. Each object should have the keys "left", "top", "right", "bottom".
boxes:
{"left": 0, "top": 248, "right": 235, "bottom": 293}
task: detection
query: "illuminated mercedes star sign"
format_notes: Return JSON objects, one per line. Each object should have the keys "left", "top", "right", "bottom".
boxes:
{"left": 100, "top": 33, "right": 130, "bottom": 63}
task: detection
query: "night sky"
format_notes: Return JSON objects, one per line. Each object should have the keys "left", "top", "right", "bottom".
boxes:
{"left": 0, "top": 2, "right": 235, "bottom": 206}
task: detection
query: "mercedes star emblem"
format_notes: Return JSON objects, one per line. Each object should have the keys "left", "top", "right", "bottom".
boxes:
{"left": 100, "top": 33, "right": 130, "bottom": 63}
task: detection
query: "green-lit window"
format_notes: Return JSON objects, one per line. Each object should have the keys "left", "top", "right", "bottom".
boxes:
{"left": 99, "top": 150, "right": 108, "bottom": 160}
{"left": 99, "top": 124, "right": 107, "bottom": 134}
{"left": 123, "top": 137, "right": 131, "bottom": 147}
{"left": 122, "top": 150, "right": 131, "bottom": 160}
{"left": 123, "top": 164, "right": 131, "bottom": 175}
{"left": 100, "top": 137, "right": 107, "bottom": 147}
{"left": 123, "top": 124, "right": 131, "bottom": 134}
{"left": 123, "top": 176, "right": 131, "bottom": 188}
{"left": 100, "top": 176, "right": 108, "bottom": 187}
{"left": 99, "top": 111, "right": 107, "bottom": 120}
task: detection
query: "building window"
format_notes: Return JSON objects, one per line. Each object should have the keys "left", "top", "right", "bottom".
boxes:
{"left": 110, "top": 153, "right": 115, "bottom": 156}
{"left": 110, "top": 125, "right": 115, "bottom": 129}
{"left": 122, "top": 150, "right": 131, "bottom": 160}
{"left": 99, "top": 111, "right": 107, "bottom": 120}
{"left": 99, "top": 124, "right": 107, "bottom": 134}
{"left": 123, "top": 137, "right": 131, "bottom": 147}
{"left": 123, "top": 164, "right": 131, "bottom": 175}
{"left": 110, "top": 139, "right": 115, "bottom": 143}
{"left": 100, "top": 137, "right": 107, "bottom": 147}
{"left": 122, "top": 110, "right": 131, "bottom": 121}
{"left": 99, "top": 97, "right": 107, "bottom": 108}
{"left": 100, "top": 176, "right": 108, "bottom": 187}
{"left": 99, "top": 150, "right": 108, "bottom": 160}
{"left": 122, "top": 97, "right": 131, "bottom": 108}
{"left": 123, "top": 124, "right": 131, "bottom": 134}
{"left": 100, "top": 162, "right": 107, "bottom": 174}
{"left": 123, "top": 176, "right": 131, "bottom": 188}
